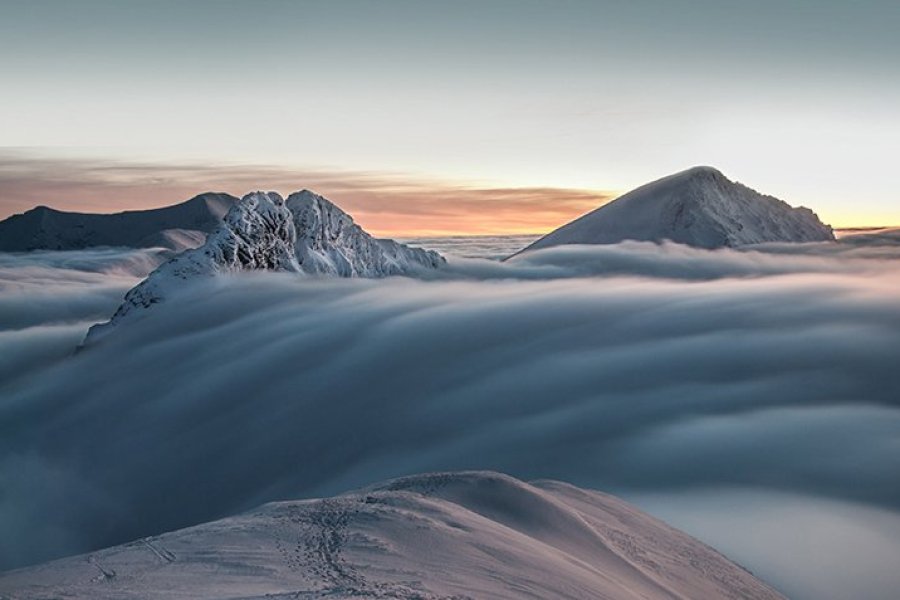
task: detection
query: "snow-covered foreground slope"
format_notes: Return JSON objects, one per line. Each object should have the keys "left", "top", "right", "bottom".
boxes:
{"left": 0, "top": 192, "right": 237, "bottom": 252}
{"left": 520, "top": 167, "right": 834, "bottom": 254}
{"left": 0, "top": 471, "right": 784, "bottom": 600}
{"left": 84, "top": 190, "right": 444, "bottom": 344}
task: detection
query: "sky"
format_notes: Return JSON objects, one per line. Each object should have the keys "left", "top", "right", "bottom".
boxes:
{"left": 1, "top": 0, "right": 898, "bottom": 234}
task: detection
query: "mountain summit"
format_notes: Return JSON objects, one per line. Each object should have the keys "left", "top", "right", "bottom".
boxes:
{"left": 519, "top": 166, "right": 835, "bottom": 254}
{"left": 0, "top": 192, "right": 238, "bottom": 252}
{"left": 84, "top": 190, "right": 444, "bottom": 344}
{"left": 287, "top": 189, "right": 443, "bottom": 276}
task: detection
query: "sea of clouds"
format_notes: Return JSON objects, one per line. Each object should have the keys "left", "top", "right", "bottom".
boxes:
{"left": 1, "top": 233, "right": 900, "bottom": 600}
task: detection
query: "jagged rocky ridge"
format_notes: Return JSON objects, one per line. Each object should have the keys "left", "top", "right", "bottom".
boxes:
{"left": 0, "top": 192, "right": 238, "bottom": 252}
{"left": 0, "top": 471, "right": 785, "bottom": 600}
{"left": 288, "top": 189, "right": 444, "bottom": 276}
{"left": 519, "top": 166, "right": 835, "bottom": 254}
{"left": 84, "top": 190, "right": 444, "bottom": 344}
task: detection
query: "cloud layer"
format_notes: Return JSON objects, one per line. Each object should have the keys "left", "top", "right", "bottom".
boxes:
{"left": 1, "top": 236, "right": 900, "bottom": 599}
{"left": 0, "top": 248, "right": 165, "bottom": 385}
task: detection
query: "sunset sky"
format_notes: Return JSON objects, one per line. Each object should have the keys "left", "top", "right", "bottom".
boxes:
{"left": 1, "top": 0, "right": 898, "bottom": 235}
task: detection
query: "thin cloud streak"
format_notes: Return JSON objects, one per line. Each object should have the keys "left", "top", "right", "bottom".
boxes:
{"left": 0, "top": 152, "right": 612, "bottom": 237}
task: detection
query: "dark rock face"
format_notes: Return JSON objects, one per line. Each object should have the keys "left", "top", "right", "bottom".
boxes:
{"left": 0, "top": 193, "right": 238, "bottom": 252}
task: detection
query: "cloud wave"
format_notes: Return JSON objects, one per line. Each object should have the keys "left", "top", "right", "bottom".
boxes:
{"left": 1, "top": 236, "right": 899, "bottom": 599}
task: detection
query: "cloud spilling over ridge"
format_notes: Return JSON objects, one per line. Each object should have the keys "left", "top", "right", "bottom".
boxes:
{"left": 403, "top": 234, "right": 541, "bottom": 260}
{"left": 0, "top": 248, "right": 164, "bottom": 384}
{"left": 1, "top": 235, "right": 900, "bottom": 599}
{"left": 458, "top": 239, "right": 900, "bottom": 280}
{"left": 0, "top": 248, "right": 165, "bottom": 329}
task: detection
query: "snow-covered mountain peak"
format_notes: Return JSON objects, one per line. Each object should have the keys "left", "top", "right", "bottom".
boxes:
{"left": 0, "top": 192, "right": 240, "bottom": 252}
{"left": 216, "top": 190, "right": 299, "bottom": 271}
{"left": 518, "top": 166, "right": 835, "bottom": 254}
{"left": 285, "top": 188, "right": 445, "bottom": 277}
{"left": 653, "top": 165, "right": 743, "bottom": 195}
{"left": 187, "top": 191, "right": 239, "bottom": 216}
{"left": 286, "top": 189, "right": 357, "bottom": 251}
{"left": 670, "top": 164, "right": 726, "bottom": 180}
{"left": 286, "top": 188, "right": 327, "bottom": 206}
{"left": 83, "top": 189, "right": 444, "bottom": 344}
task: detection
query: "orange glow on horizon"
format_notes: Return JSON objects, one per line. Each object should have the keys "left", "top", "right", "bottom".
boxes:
{"left": 0, "top": 154, "right": 617, "bottom": 238}
{"left": 348, "top": 205, "right": 603, "bottom": 239}
{"left": 1, "top": 154, "right": 898, "bottom": 238}
{"left": 317, "top": 183, "right": 616, "bottom": 238}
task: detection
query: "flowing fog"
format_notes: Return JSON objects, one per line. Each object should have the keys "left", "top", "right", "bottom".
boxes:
{"left": 403, "top": 234, "right": 541, "bottom": 259}
{"left": 2, "top": 234, "right": 900, "bottom": 599}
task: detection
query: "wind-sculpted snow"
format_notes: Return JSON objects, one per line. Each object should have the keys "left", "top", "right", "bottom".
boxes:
{"left": 2, "top": 232, "right": 900, "bottom": 599}
{"left": 0, "top": 471, "right": 784, "bottom": 600}
{"left": 520, "top": 166, "right": 835, "bottom": 253}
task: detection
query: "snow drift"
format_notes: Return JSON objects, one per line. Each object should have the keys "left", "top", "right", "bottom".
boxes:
{"left": 519, "top": 166, "right": 834, "bottom": 253}
{"left": 0, "top": 471, "right": 784, "bottom": 600}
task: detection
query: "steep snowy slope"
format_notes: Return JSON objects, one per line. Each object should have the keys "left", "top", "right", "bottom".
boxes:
{"left": 0, "top": 192, "right": 237, "bottom": 252}
{"left": 288, "top": 189, "right": 445, "bottom": 276}
{"left": 0, "top": 471, "right": 784, "bottom": 600}
{"left": 519, "top": 167, "right": 834, "bottom": 253}
{"left": 84, "top": 190, "right": 444, "bottom": 344}
{"left": 83, "top": 191, "right": 299, "bottom": 344}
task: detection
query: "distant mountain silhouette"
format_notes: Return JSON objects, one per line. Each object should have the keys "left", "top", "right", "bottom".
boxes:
{"left": 0, "top": 193, "right": 238, "bottom": 252}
